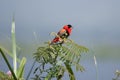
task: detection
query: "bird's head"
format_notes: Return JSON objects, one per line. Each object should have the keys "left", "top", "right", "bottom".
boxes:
{"left": 67, "top": 24, "right": 73, "bottom": 29}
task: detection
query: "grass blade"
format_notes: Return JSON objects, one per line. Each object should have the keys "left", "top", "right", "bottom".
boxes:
{"left": 17, "top": 57, "right": 26, "bottom": 79}
{"left": 94, "top": 55, "right": 98, "bottom": 80}
{"left": 0, "top": 48, "right": 17, "bottom": 80}
{"left": 0, "top": 46, "right": 20, "bottom": 62}
{"left": 11, "top": 16, "right": 17, "bottom": 76}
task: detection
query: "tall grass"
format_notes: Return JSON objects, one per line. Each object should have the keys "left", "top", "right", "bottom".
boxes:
{"left": 0, "top": 16, "right": 26, "bottom": 80}
{"left": 11, "top": 16, "right": 17, "bottom": 76}
{"left": 0, "top": 49, "right": 17, "bottom": 80}
{"left": 91, "top": 46, "right": 99, "bottom": 80}
{"left": 94, "top": 55, "right": 98, "bottom": 80}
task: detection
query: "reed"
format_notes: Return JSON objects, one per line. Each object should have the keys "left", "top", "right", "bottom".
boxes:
{"left": 11, "top": 16, "right": 17, "bottom": 76}
{"left": 94, "top": 55, "right": 98, "bottom": 80}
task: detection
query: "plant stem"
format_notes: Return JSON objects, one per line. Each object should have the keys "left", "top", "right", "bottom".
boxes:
{"left": 12, "top": 16, "right": 17, "bottom": 76}
{"left": 26, "top": 61, "right": 36, "bottom": 80}
{"left": 0, "top": 48, "right": 17, "bottom": 80}
{"left": 64, "top": 61, "right": 75, "bottom": 80}
{"left": 94, "top": 55, "right": 98, "bottom": 80}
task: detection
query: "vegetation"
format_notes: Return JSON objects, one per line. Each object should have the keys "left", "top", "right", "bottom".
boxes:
{"left": 113, "top": 70, "right": 120, "bottom": 80}
{"left": 0, "top": 17, "right": 26, "bottom": 80}
{"left": 0, "top": 17, "right": 119, "bottom": 80}
{"left": 0, "top": 15, "right": 89, "bottom": 80}
{"left": 32, "top": 39, "right": 89, "bottom": 80}
{"left": 0, "top": 18, "right": 119, "bottom": 80}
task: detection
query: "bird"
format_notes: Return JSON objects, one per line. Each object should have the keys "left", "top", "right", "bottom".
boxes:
{"left": 51, "top": 24, "right": 73, "bottom": 45}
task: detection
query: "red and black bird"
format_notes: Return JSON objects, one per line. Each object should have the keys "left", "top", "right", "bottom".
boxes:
{"left": 51, "top": 24, "right": 73, "bottom": 44}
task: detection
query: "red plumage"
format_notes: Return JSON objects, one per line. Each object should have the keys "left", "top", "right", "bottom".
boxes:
{"left": 51, "top": 24, "right": 72, "bottom": 44}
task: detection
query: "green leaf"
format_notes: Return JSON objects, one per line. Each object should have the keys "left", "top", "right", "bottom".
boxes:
{"left": 0, "top": 48, "right": 17, "bottom": 80}
{"left": 0, "top": 46, "right": 20, "bottom": 62}
{"left": 75, "top": 64, "right": 85, "bottom": 72}
{"left": 64, "top": 61, "right": 75, "bottom": 80}
{"left": 0, "top": 71, "right": 9, "bottom": 79}
{"left": 33, "top": 38, "right": 89, "bottom": 80}
{"left": 17, "top": 57, "right": 26, "bottom": 79}
{"left": 11, "top": 16, "right": 17, "bottom": 75}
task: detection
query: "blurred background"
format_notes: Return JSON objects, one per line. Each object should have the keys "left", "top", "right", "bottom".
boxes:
{"left": 0, "top": 0, "right": 120, "bottom": 80}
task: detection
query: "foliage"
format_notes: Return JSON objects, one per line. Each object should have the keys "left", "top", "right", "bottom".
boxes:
{"left": 17, "top": 57, "right": 26, "bottom": 79}
{"left": 113, "top": 70, "right": 120, "bottom": 80}
{"left": 0, "top": 71, "right": 13, "bottom": 80}
{"left": 0, "top": 48, "right": 26, "bottom": 80}
{"left": 0, "top": 48, "right": 17, "bottom": 80}
{"left": 33, "top": 39, "right": 89, "bottom": 80}
{"left": 12, "top": 16, "right": 17, "bottom": 75}
{"left": 0, "top": 16, "right": 26, "bottom": 80}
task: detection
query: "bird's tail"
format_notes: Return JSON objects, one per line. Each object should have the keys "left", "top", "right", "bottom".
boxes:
{"left": 52, "top": 37, "right": 60, "bottom": 43}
